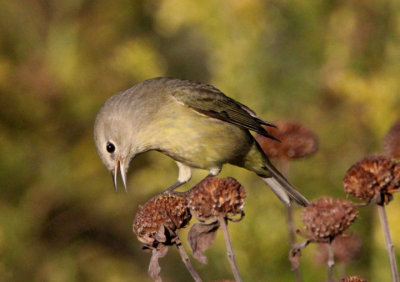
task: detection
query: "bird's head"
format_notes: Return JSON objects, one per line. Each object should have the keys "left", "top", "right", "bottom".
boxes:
{"left": 94, "top": 99, "right": 135, "bottom": 192}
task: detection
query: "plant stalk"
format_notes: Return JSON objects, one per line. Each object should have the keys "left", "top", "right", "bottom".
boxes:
{"left": 377, "top": 204, "right": 399, "bottom": 282}
{"left": 327, "top": 240, "right": 335, "bottom": 282}
{"left": 175, "top": 236, "right": 203, "bottom": 282}
{"left": 218, "top": 216, "right": 242, "bottom": 282}
{"left": 281, "top": 160, "right": 302, "bottom": 282}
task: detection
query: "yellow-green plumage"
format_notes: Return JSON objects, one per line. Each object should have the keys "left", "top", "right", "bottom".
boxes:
{"left": 94, "top": 77, "right": 309, "bottom": 206}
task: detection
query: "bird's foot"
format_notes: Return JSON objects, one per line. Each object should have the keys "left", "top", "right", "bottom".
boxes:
{"left": 163, "top": 181, "right": 184, "bottom": 193}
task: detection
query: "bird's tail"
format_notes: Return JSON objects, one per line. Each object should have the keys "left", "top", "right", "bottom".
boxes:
{"left": 261, "top": 160, "right": 309, "bottom": 207}
{"left": 240, "top": 140, "right": 309, "bottom": 206}
{"left": 262, "top": 177, "right": 309, "bottom": 207}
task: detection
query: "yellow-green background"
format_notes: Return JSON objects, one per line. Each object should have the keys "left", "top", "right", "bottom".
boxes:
{"left": 1, "top": 0, "right": 400, "bottom": 281}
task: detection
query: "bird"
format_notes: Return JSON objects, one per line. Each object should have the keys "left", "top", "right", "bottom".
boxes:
{"left": 94, "top": 77, "right": 309, "bottom": 207}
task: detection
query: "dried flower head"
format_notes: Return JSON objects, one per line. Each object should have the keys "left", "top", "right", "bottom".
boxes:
{"left": 343, "top": 155, "right": 400, "bottom": 205}
{"left": 302, "top": 197, "right": 358, "bottom": 241}
{"left": 384, "top": 119, "right": 400, "bottom": 158}
{"left": 255, "top": 120, "right": 318, "bottom": 160}
{"left": 133, "top": 193, "right": 201, "bottom": 282}
{"left": 315, "top": 233, "right": 362, "bottom": 264}
{"left": 340, "top": 275, "right": 368, "bottom": 282}
{"left": 187, "top": 177, "right": 246, "bottom": 268}
{"left": 188, "top": 177, "right": 246, "bottom": 221}
{"left": 133, "top": 193, "right": 191, "bottom": 247}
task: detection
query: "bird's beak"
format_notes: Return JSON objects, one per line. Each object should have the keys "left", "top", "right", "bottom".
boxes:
{"left": 111, "top": 159, "right": 128, "bottom": 192}
{"left": 120, "top": 161, "right": 127, "bottom": 192}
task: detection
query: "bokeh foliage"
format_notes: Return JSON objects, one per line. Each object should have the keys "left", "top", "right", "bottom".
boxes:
{"left": 0, "top": 0, "right": 399, "bottom": 281}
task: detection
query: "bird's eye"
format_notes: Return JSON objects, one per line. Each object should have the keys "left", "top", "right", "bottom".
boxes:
{"left": 106, "top": 142, "right": 115, "bottom": 153}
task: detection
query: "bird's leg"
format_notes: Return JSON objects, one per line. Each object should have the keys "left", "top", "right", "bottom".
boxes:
{"left": 191, "top": 167, "right": 222, "bottom": 184}
{"left": 164, "top": 165, "right": 221, "bottom": 194}
{"left": 164, "top": 162, "right": 192, "bottom": 193}
{"left": 165, "top": 181, "right": 185, "bottom": 192}
{"left": 197, "top": 167, "right": 222, "bottom": 182}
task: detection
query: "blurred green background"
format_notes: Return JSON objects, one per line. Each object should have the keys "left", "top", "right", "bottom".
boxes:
{"left": 1, "top": 0, "right": 400, "bottom": 281}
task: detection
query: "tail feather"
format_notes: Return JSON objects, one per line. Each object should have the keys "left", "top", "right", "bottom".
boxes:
{"left": 262, "top": 177, "right": 291, "bottom": 206}
{"left": 261, "top": 162, "right": 309, "bottom": 207}
{"left": 243, "top": 140, "right": 309, "bottom": 206}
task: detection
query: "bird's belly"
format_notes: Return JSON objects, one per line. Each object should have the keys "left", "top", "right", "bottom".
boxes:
{"left": 168, "top": 129, "right": 252, "bottom": 169}
{"left": 143, "top": 112, "right": 254, "bottom": 169}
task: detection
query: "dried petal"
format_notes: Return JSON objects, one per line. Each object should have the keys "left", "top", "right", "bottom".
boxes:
{"left": 188, "top": 177, "right": 246, "bottom": 221}
{"left": 288, "top": 248, "right": 302, "bottom": 271}
{"left": 302, "top": 197, "right": 358, "bottom": 241}
{"left": 289, "top": 240, "right": 310, "bottom": 271}
{"left": 133, "top": 193, "right": 191, "bottom": 247}
{"left": 188, "top": 221, "right": 220, "bottom": 264}
{"left": 343, "top": 155, "right": 400, "bottom": 204}
{"left": 255, "top": 120, "right": 318, "bottom": 160}
{"left": 148, "top": 245, "right": 169, "bottom": 282}
{"left": 340, "top": 275, "right": 367, "bottom": 282}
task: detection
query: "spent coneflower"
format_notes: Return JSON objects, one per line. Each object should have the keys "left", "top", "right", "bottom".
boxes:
{"left": 255, "top": 120, "right": 318, "bottom": 161}
{"left": 343, "top": 155, "right": 400, "bottom": 282}
{"left": 188, "top": 177, "right": 246, "bottom": 221}
{"left": 384, "top": 119, "right": 400, "bottom": 159}
{"left": 187, "top": 177, "right": 246, "bottom": 282}
{"left": 290, "top": 197, "right": 358, "bottom": 282}
{"left": 133, "top": 193, "right": 200, "bottom": 282}
{"left": 256, "top": 120, "right": 318, "bottom": 282}
{"left": 343, "top": 155, "right": 400, "bottom": 205}
{"left": 302, "top": 197, "right": 358, "bottom": 241}
{"left": 340, "top": 275, "right": 368, "bottom": 282}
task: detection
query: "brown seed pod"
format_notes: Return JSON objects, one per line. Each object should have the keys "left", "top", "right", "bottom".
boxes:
{"left": 384, "top": 119, "right": 400, "bottom": 158}
{"left": 133, "top": 193, "right": 191, "bottom": 247}
{"left": 343, "top": 155, "right": 400, "bottom": 205}
{"left": 315, "top": 233, "right": 362, "bottom": 264}
{"left": 340, "top": 275, "right": 368, "bottom": 282}
{"left": 188, "top": 177, "right": 246, "bottom": 221}
{"left": 302, "top": 197, "right": 358, "bottom": 241}
{"left": 255, "top": 120, "right": 318, "bottom": 160}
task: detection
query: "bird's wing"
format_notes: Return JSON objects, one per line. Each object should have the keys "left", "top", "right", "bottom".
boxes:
{"left": 171, "top": 81, "right": 278, "bottom": 141}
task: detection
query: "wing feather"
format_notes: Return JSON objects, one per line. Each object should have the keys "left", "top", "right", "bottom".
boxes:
{"left": 170, "top": 80, "right": 278, "bottom": 141}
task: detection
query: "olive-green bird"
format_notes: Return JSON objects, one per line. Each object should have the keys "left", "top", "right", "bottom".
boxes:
{"left": 94, "top": 77, "right": 309, "bottom": 206}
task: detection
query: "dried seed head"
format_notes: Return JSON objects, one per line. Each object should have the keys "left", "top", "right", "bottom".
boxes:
{"left": 302, "top": 197, "right": 358, "bottom": 241}
{"left": 315, "top": 233, "right": 362, "bottom": 264}
{"left": 340, "top": 275, "right": 367, "bottom": 282}
{"left": 133, "top": 193, "right": 191, "bottom": 247}
{"left": 188, "top": 177, "right": 246, "bottom": 221}
{"left": 343, "top": 155, "right": 400, "bottom": 205}
{"left": 384, "top": 119, "right": 400, "bottom": 158}
{"left": 255, "top": 120, "right": 318, "bottom": 160}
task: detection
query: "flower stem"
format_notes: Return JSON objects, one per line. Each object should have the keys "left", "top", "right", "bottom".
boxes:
{"left": 175, "top": 236, "right": 202, "bottom": 282}
{"left": 377, "top": 204, "right": 399, "bottom": 282}
{"left": 281, "top": 160, "right": 302, "bottom": 282}
{"left": 281, "top": 161, "right": 296, "bottom": 245}
{"left": 327, "top": 240, "right": 335, "bottom": 282}
{"left": 218, "top": 216, "right": 242, "bottom": 282}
